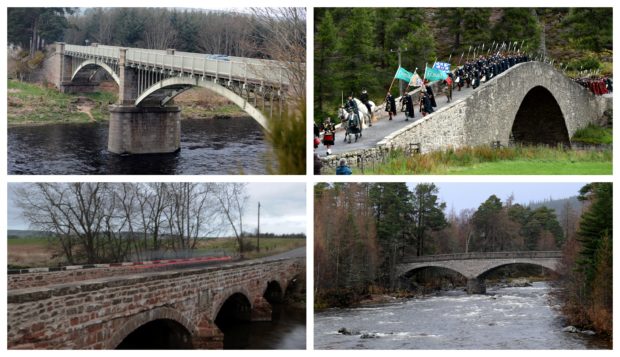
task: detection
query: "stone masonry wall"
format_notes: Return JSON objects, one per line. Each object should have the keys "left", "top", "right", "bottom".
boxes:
{"left": 8, "top": 257, "right": 304, "bottom": 349}
{"left": 382, "top": 62, "right": 604, "bottom": 153}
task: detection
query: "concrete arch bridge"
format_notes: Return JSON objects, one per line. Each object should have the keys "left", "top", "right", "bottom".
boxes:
{"left": 51, "top": 43, "right": 292, "bottom": 154}
{"left": 396, "top": 251, "right": 562, "bottom": 294}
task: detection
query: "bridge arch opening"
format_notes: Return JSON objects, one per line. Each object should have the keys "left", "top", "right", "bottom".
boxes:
{"left": 135, "top": 77, "right": 274, "bottom": 130}
{"left": 478, "top": 262, "right": 558, "bottom": 281}
{"left": 264, "top": 280, "right": 284, "bottom": 304}
{"left": 400, "top": 266, "right": 467, "bottom": 293}
{"left": 511, "top": 86, "right": 570, "bottom": 146}
{"left": 215, "top": 292, "right": 253, "bottom": 349}
{"left": 116, "top": 319, "right": 192, "bottom": 349}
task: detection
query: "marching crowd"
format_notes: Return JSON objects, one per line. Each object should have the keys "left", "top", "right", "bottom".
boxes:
{"left": 574, "top": 76, "right": 613, "bottom": 95}
{"left": 314, "top": 51, "right": 612, "bottom": 175}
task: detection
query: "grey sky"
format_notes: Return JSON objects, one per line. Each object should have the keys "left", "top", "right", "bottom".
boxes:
{"left": 408, "top": 182, "right": 588, "bottom": 214}
{"left": 7, "top": 182, "right": 306, "bottom": 235}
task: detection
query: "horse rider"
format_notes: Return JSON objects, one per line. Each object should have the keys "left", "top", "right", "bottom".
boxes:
{"left": 360, "top": 89, "right": 373, "bottom": 126}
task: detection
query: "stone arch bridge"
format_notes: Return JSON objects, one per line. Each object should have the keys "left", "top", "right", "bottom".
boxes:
{"left": 49, "top": 43, "right": 291, "bottom": 154}
{"left": 377, "top": 61, "right": 611, "bottom": 154}
{"left": 397, "top": 251, "right": 562, "bottom": 294}
{"left": 7, "top": 255, "right": 304, "bottom": 349}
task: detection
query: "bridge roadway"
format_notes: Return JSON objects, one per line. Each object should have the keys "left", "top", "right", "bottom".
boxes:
{"left": 326, "top": 82, "right": 476, "bottom": 156}
{"left": 7, "top": 248, "right": 306, "bottom": 349}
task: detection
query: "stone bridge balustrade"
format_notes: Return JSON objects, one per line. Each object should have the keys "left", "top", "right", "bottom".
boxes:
{"left": 7, "top": 257, "right": 304, "bottom": 349}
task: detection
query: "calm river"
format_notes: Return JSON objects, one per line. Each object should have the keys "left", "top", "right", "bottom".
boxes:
{"left": 8, "top": 117, "right": 269, "bottom": 175}
{"left": 315, "top": 282, "right": 609, "bottom": 349}
{"left": 223, "top": 305, "right": 306, "bottom": 349}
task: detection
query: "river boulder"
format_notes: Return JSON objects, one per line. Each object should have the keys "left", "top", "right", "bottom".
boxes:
{"left": 562, "top": 326, "right": 579, "bottom": 333}
{"left": 508, "top": 278, "right": 533, "bottom": 287}
{"left": 338, "top": 327, "right": 361, "bottom": 335}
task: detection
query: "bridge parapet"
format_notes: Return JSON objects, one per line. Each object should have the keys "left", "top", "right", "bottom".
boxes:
{"left": 64, "top": 44, "right": 288, "bottom": 86}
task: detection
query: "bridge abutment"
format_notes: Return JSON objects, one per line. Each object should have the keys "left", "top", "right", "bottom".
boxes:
{"left": 60, "top": 81, "right": 100, "bottom": 94}
{"left": 467, "top": 278, "right": 486, "bottom": 294}
{"left": 108, "top": 105, "right": 181, "bottom": 154}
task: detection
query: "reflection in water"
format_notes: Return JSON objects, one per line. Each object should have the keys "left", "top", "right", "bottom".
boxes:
{"left": 315, "top": 282, "right": 610, "bottom": 349}
{"left": 8, "top": 117, "right": 269, "bottom": 175}
{"left": 220, "top": 305, "right": 306, "bottom": 350}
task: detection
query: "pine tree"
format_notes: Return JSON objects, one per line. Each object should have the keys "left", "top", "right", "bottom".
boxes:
{"left": 314, "top": 10, "right": 339, "bottom": 120}
{"left": 411, "top": 183, "right": 447, "bottom": 256}
{"left": 576, "top": 183, "right": 612, "bottom": 287}
{"left": 563, "top": 8, "right": 613, "bottom": 52}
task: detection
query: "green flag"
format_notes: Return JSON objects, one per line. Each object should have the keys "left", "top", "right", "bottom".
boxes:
{"left": 394, "top": 66, "right": 414, "bottom": 82}
{"left": 424, "top": 66, "right": 448, "bottom": 81}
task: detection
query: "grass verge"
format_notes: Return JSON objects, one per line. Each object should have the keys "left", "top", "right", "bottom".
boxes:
{"left": 355, "top": 145, "right": 612, "bottom": 175}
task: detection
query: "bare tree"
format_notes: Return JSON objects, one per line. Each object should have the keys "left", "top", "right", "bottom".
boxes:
{"left": 250, "top": 7, "right": 306, "bottom": 103}
{"left": 143, "top": 8, "right": 177, "bottom": 50}
{"left": 215, "top": 183, "right": 249, "bottom": 253}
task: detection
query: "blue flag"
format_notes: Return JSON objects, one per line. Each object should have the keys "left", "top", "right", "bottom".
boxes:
{"left": 424, "top": 66, "right": 448, "bottom": 81}
{"left": 433, "top": 61, "right": 451, "bottom": 73}
{"left": 394, "top": 66, "right": 414, "bottom": 82}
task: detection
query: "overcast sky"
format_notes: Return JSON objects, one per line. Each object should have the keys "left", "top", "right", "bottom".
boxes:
{"left": 7, "top": 182, "right": 307, "bottom": 235}
{"left": 413, "top": 182, "right": 587, "bottom": 213}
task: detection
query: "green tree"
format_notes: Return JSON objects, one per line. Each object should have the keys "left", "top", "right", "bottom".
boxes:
{"left": 8, "top": 8, "right": 73, "bottom": 55}
{"left": 411, "top": 183, "right": 447, "bottom": 256}
{"left": 563, "top": 8, "right": 613, "bottom": 52}
{"left": 369, "top": 183, "right": 412, "bottom": 288}
{"left": 576, "top": 183, "right": 613, "bottom": 286}
{"left": 491, "top": 9, "right": 541, "bottom": 53}
{"left": 314, "top": 10, "right": 339, "bottom": 120}
{"left": 461, "top": 8, "right": 492, "bottom": 52}
{"left": 472, "top": 195, "right": 503, "bottom": 251}
{"left": 336, "top": 9, "right": 378, "bottom": 98}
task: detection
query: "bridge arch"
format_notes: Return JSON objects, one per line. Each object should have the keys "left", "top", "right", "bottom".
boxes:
{"left": 400, "top": 263, "right": 467, "bottom": 279}
{"left": 71, "top": 59, "right": 121, "bottom": 86}
{"left": 510, "top": 85, "right": 570, "bottom": 146}
{"left": 213, "top": 290, "right": 253, "bottom": 325}
{"left": 263, "top": 280, "right": 284, "bottom": 304}
{"left": 476, "top": 261, "right": 559, "bottom": 279}
{"left": 135, "top": 77, "right": 269, "bottom": 130}
{"left": 106, "top": 306, "right": 194, "bottom": 349}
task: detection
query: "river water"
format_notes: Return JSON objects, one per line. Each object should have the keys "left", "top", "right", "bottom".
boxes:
{"left": 8, "top": 117, "right": 269, "bottom": 175}
{"left": 223, "top": 305, "right": 306, "bottom": 349}
{"left": 315, "top": 282, "right": 609, "bottom": 349}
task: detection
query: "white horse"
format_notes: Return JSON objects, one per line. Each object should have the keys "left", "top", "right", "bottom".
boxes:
{"left": 337, "top": 98, "right": 377, "bottom": 129}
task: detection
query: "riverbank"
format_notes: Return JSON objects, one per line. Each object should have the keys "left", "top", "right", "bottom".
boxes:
{"left": 8, "top": 80, "right": 247, "bottom": 125}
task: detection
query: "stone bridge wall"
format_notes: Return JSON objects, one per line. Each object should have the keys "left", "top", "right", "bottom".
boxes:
{"left": 8, "top": 257, "right": 304, "bottom": 349}
{"left": 397, "top": 257, "right": 560, "bottom": 279}
{"left": 380, "top": 62, "right": 608, "bottom": 153}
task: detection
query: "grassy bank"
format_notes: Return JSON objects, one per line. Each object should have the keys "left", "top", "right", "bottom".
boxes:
{"left": 8, "top": 80, "right": 248, "bottom": 125}
{"left": 331, "top": 145, "right": 612, "bottom": 175}
{"left": 8, "top": 80, "right": 117, "bottom": 124}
